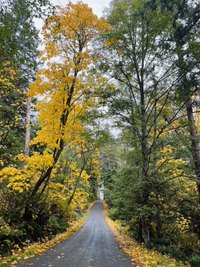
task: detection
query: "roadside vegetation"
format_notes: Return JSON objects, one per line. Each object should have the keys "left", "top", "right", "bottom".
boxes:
{"left": 106, "top": 212, "right": 189, "bottom": 267}
{"left": 0, "top": 0, "right": 199, "bottom": 266}
{"left": 0, "top": 212, "right": 87, "bottom": 267}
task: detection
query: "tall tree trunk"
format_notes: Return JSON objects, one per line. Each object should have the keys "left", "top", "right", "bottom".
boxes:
{"left": 138, "top": 219, "right": 143, "bottom": 242}
{"left": 141, "top": 80, "right": 151, "bottom": 244}
{"left": 186, "top": 97, "right": 200, "bottom": 195}
{"left": 25, "top": 98, "right": 31, "bottom": 156}
{"left": 156, "top": 191, "right": 162, "bottom": 239}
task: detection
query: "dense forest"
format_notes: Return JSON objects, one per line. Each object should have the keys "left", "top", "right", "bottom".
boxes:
{"left": 0, "top": 0, "right": 200, "bottom": 266}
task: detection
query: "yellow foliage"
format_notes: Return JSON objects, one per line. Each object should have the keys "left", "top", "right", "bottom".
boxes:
{"left": 195, "top": 109, "right": 200, "bottom": 132}
{"left": 105, "top": 212, "right": 189, "bottom": 267}
{"left": 0, "top": 167, "right": 30, "bottom": 193}
{"left": 0, "top": 2, "right": 106, "bottom": 206}
{"left": 161, "top": 145, "right": 173, "bottom": 155}
{"left": 156, "top": 145, "right": 186, "bottom": 180}
{"left": 0, "top": 151, "right": 54, "bottom": 193}
{"left": 27, "top": 2, "right": 110, "bottom": 149}
{"left": 0, "top": 160, "right": 4, "bottom": 167}
{"left": 0, "top": 61, "right": 16, "bottom": 88}
{"left": 80, "top": 170, "right": 90, "bottom": 181}
{"left": 26, "top": 152, "right": 54, "bottom": 170}
{"left": 176, "top": 216, "right": 190, "bottom": 233}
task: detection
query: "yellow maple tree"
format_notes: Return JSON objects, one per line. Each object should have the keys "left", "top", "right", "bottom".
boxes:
{"left": 0, "top": 2, "right": 110, "bottom": 208}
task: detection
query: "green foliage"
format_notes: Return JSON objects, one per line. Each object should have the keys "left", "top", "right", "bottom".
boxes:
{"left": 100, "top": 0, "right": 200, "bottom": 262}
{"left": 0, "top": 188, "right": 71, "bottom": 257}
{"left": 0, "top": 0, "right": 199, "bottom": 263}
{"left": 0, "top": 0, "right": 39, "bottom": 167}
{"left": 0, "top": 217, "right": 25, "bottom": 256}
{"left": 0, "top": 0, "right": 54, "bottom": 167}
{"left": 190, "top": 255, "right": 200, "bottom": 267}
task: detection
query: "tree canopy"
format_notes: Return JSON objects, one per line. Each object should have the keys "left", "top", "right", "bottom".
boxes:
{"left": 0, "top": 0, "right": 200, "bottom": 265}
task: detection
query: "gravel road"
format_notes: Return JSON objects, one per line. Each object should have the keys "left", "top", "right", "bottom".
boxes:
{"left": 16, "top": 201, "right": 134, "bottom": 267}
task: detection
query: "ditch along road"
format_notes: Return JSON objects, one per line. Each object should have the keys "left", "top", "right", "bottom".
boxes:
{"left": 17, "top": 201, "right": 134, "bottom": 267}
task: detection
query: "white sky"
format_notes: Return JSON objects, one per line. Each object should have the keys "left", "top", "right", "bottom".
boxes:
{"left": 50, "top": 0, "right": 111, "bottom": 17}
{"left": 35, "top": 0, "right": 111, "bottom": 31}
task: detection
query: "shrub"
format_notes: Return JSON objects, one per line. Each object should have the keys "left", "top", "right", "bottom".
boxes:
{"left": 190, "top": 255, "right": 200, "bottom": 267}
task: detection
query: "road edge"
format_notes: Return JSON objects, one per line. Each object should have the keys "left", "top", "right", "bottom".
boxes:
{"left": 104, "top": 203, "right": 189, "bottom": 267}
{"left": 0, "top": 202, "right": 94, "bottom": 267}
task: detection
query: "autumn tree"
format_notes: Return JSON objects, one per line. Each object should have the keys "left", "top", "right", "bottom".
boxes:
{"left": 0, "top": 6, "right": 26, "bottom": 166}
{"left": 27, "top": 2, "right": 109, "bottom": 197}
{"left": 0, "top": 0, "right": 52, "bottom": 166}
{"left": 0, "top": 1, "right": 110, "bottom": 227}
{"left": 169, "top": 0, "right": 200, "bottom": 195}
{"left": 100, "top": 0, "right": 200, "bottom": 246}
{"left": 101, "top": 0, "right": 178, "bottom": 242}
